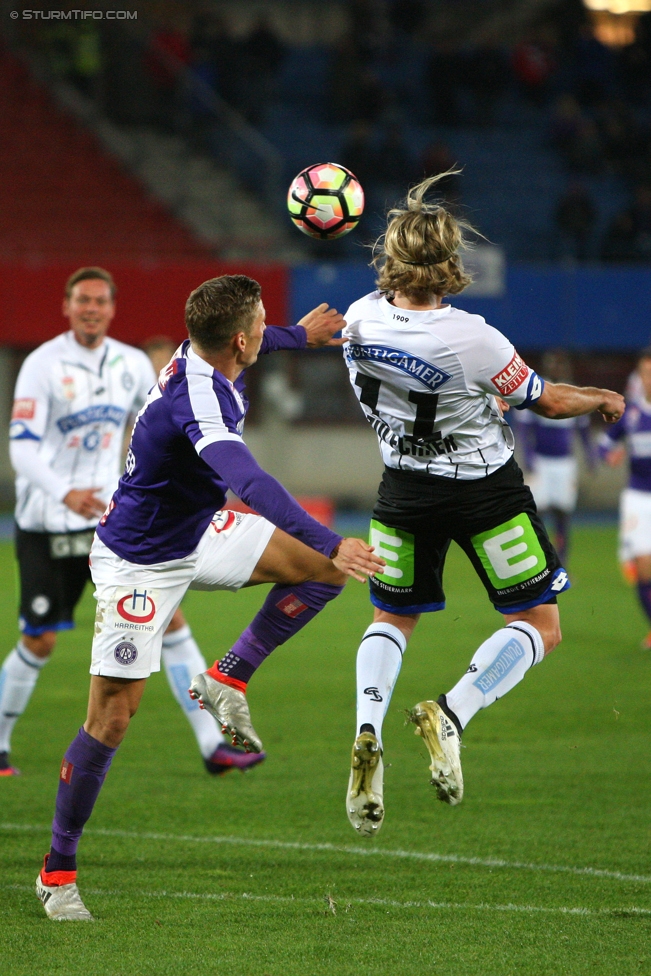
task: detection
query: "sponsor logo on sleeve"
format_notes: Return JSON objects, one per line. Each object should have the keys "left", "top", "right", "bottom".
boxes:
{"left": 276, "top": 594, "right": 309, "bottom": 618}
{"left": 114, "top": 641, "right": 138, "bottom": 666}
{"left": 491, "top": 352, "right": 529, "bottom": 396}
{"left": 11, "top": 398, "right": 36, "bottom": 419}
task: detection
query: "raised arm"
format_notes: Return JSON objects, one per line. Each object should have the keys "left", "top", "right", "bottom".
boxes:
{"left": 530, "top": 382, "right": 625, "bottom": 424}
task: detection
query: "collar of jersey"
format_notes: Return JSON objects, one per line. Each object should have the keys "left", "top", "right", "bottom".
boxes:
{"left": 185, "top": 341, "right": 234, "bottom": 390}
{"left": 64, "top": 331, "right": 109, "bottom": 373}
{"left": 381, "top": 296, "right": 452, "bottom": 324}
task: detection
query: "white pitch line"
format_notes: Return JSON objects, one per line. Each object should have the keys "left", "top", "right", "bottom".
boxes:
{"left": 2, "top": 822, "right": 649, "bottom": 886}
{"left": 5, "top": 882, "right": 651, "bottom": 918}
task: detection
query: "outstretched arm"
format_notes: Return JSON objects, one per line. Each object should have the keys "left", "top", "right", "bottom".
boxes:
{"left": 530, "top": 382, "right": 625, "bottom": 424}
{"left": 200, "top": 439, "right": 384, "bottom": 581}
{"left": 260, "top": 304, "right": 346, "bottom": 355}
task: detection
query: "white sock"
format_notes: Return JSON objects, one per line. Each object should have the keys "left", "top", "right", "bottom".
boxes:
{"left": 161, "top": 625, "right": 225, "bottom": 759}
{"left": 445, "top": 621, "right": 545, "bottom": 731}
{"left": 356, "top": 623, "right": 407, "bottom": 748}
{"left": 0, "top": 642, "right": 48, "bottom": 753}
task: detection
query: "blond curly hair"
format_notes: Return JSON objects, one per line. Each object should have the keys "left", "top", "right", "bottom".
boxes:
{"left": 373, "top": 171, "right": 476, "bottom": 303}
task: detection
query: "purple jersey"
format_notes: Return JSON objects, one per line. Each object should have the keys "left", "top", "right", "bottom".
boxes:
{"left": 518, "top": 411, "right": 591, "bottom": 463}
{"left": 601, "top": 395, "right": 651, "bottom": 492}
{"left": 97, "top": 329, "right": 342, "bottom": 564}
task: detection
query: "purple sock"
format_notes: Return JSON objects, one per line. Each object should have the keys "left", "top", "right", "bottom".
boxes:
{"left": 638, "top": 581, "right": 651, "bottom": 623}
{"left": 216, "top": 580, "right": 343, "bottom": 683}
{"left": 46, "top": 727, "right": 117, "bottom": 872}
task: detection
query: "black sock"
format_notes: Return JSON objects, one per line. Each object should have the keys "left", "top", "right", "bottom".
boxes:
{"left": 45, "top": 848, "right": 77, "bottom": 874}
{"left": 217, "top": 651, "right": 255, "bottom": 683}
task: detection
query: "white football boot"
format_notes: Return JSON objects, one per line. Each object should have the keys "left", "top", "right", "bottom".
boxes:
{"left": 36, "top": 870, "right": 93, "bottom": 921}
{"left": 188, "top": 672, "right": 263, "bottom": 753}
{"left": 346, "top": 731, "right": 384, "bottom": 836}
{"left": 410, "top": 700, "right": 463, "bottom": 805}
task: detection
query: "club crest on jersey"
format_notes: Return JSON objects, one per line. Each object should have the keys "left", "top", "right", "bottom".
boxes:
{"left": 346, "top": 344, "right": 452, "bottom": 392}
{"left": 491, "top": 352, "right": 528, "bottom": 396}
{"left": 62, "top": 376, "right": 76, "bottom": 400}
{"left": 116, "top": 589, "right": 156, "bottom": 624}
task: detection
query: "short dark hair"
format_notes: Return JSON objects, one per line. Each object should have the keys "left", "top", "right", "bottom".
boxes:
{"left": 639, "top": 345, "right": 651, "bottom": 363}
{"left": 65, "top": 266, "right": 116, "bottom": 300}
{"left": 185, "top": 275, "right": 262, "bottom": 352}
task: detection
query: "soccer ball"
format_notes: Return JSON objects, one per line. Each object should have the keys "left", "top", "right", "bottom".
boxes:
{"left": 287, "top": 163, "right": 364, "bottom": 239}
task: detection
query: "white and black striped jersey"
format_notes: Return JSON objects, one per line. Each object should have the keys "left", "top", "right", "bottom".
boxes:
{"left": 10, "top": 331, "right": 156, "bottom": 533}
{"left": 343, "top": 291, "right": 543, "bottom": 480}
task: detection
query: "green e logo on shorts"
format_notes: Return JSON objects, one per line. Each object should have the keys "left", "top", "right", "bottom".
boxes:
{"left": 369, "top": 520, "right": 415, "bottom": 587}
{"left": 471, "top": 514, "right": 545, "bottom": 588}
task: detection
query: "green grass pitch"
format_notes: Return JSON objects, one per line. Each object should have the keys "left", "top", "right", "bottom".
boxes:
{"left": 1, "top": 527, "right": 651, "bottom": 976}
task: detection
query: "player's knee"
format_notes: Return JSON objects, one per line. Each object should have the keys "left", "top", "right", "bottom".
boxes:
{"left": 23, "top": 631, "right": 57, "bottom": 658}
{"left": 542, "top": 621, "right": 562, "bottom": 655}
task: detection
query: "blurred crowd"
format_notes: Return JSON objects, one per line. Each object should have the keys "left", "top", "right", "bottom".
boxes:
{"left": 19, "top": 0, "right": 651, "bottom": 264}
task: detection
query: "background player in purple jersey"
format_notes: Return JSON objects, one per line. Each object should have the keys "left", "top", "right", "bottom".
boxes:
{"left": 600, "top": 348, "right": 651, "bottom": 648}
{"left": 36, "top": 274, "right": 384, "bottom": 921}
{"left": 517, "top": 350, "right": 595, "bottom": 564}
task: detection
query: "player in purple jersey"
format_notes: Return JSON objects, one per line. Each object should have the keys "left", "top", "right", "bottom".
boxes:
{"left": 35, "top": 275, "right": 384, "bottom": 921}
{"left": 517, "top": 351, "right": 594, "bottom": 564}
{"left": 600, "top": 348, "right": 651, "bottom": 648}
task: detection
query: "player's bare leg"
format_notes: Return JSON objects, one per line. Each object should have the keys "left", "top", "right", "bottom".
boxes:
{"left": 190, "top": 529, "right": 379, "bottom": 751}
{"left": 36, "top": 676, "right": 145, "bottom": 920}
{"left": 347, "top": 609, "right": 417, "bottom": 836}
{"left": 0, "top": 630, "right": 57, "bottom": 777}
{"left": 412, "top": 603, "right": 562, "bottom": 805}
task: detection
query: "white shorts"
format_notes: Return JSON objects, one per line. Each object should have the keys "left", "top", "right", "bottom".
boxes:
{"left": 619, "top": 489, "right": 651, "bottom": 562}
{"left": 89, "top": 510, "right": 276, "bottom": 680}
{"left": 530, "top": 456, "right": 578, "bottom": 513}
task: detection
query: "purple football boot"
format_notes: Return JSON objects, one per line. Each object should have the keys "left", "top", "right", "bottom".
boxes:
{"left": 204, "top": 742, "right": 267, "bottom": 776}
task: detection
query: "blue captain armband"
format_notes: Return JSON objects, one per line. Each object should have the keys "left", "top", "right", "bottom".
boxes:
{"left": 513, "top": 373, "right": 544, "bottom": 410}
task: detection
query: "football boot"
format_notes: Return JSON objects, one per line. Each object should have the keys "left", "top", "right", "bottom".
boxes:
{"left": 189, "top": 671, "right": 263, "bottom": 753}
{"left": 35, "top": 856, "right": 93, "bottom": 921}
{"left": 346, "top": 731, "right": 384, "bottom": 836}
{"left": 410, "top": 699, "right": 463, "bottom": 806}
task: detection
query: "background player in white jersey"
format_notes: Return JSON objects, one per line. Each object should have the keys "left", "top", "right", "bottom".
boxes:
{"left": 342, "top": 174, "right": 625, "bottom": 835}
{"left": 0, "top": 269, "right": 303, "bottom": 779}
{"left": 600, "top": 348, "right": 651, "bottom": 648}
{"left": 517, "top": 350, "right": 594, "bottom": 564}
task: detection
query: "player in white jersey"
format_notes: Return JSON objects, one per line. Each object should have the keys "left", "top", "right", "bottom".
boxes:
{"left": 343, "top": 173, "right": 625, "bottom": 835}
{"left": 0, "top": 269, "right": 258, "bottom": 778}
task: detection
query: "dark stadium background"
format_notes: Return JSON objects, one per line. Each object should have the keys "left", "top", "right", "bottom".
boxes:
{"left": 1, "top": 0, "right": 649, "bottom": 514}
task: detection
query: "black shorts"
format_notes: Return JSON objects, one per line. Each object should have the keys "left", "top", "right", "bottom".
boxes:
{"left": 16, "top": 527, "right": 94, "bottom": 636}
{"left": 368, "top": 457, "right": 569, "bottom": 616}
